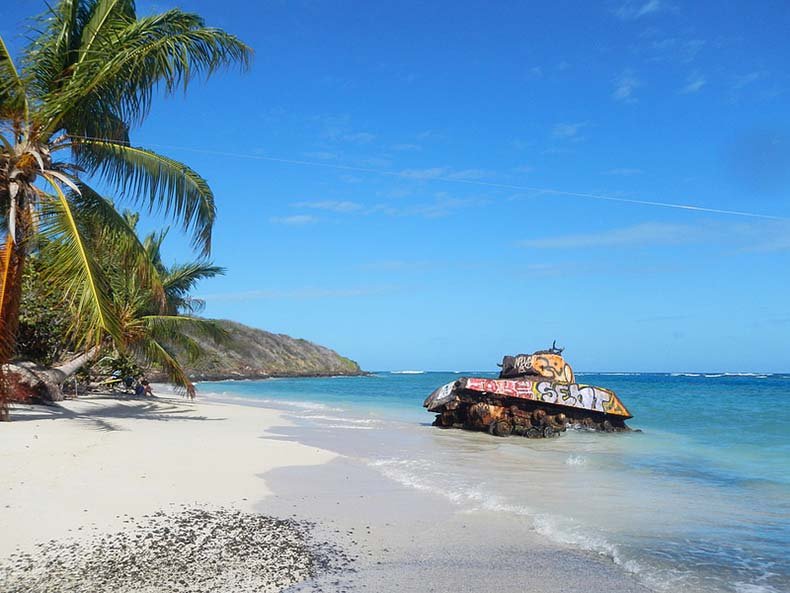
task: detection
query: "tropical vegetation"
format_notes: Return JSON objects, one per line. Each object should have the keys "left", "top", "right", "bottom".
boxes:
{"left": 0, "top": 0, "right": 251, "bottom": 419}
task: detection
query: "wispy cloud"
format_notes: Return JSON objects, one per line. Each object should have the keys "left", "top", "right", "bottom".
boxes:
{"left": 519, "top": 220, "right": 790, "bottom": 251}
{"left": 604, "top": 167, "right": 643, "bottom": 176}
{"left": 399, "top": 167, "right": 448, "bottom": 180}
{"left": 269, "top": 215, "right": 318, "bottom": 226}
{"left": 445, "top": 169, "right": 489, "bottom": 180}
{"left": 391, "top": 143, "right": 421, "bottom": 151}
{"left": 613, "top": 70, "right": 641, "bottom": 102}
{"left": 732, "top": 70, "right": 767, "bottom": 90}
{"left": 646, "top": 37, "right": 705, "bottom": 63}
{"left": 303, "top": 151, "right": 338, "bottom": 161}
{"left": 293, "top": 200, "right": 363, "bottom": 213}
{"left": 680, "top": 72, "right": 706, "bottom": 94}
{"left": 614, "top": 0, "right": 668, "bottom": 20}
{"left": 552, "top": 122, "right": 587, "bottom": 139}
{"left": 518, "top": 222, "right": 694, "bottom": 249}
{"left": 343, "top": 131, "right": 376, "bottom": 143}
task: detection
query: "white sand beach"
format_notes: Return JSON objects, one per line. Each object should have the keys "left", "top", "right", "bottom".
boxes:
{"left": 0, "top": 394, "right": 336, "bottom": 557}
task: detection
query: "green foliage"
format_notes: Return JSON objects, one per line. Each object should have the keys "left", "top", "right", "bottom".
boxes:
{"left": 0, "top": 0, "right": 250, "bottom": 369}
{"left": 16, "top": 255, "right": 74, "bottom": 365}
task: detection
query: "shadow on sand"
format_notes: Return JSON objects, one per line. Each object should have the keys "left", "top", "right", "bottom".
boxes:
{"left": 9, "top": 395, "right": 225, "bottom": 432}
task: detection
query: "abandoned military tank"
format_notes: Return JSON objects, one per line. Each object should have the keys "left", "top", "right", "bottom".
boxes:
{"left": 424, "top": 344, "right": 632, "bottom": 438}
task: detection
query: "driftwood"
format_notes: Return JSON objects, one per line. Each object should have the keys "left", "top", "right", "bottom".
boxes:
{"left": 3, "top": 347, "right": 99, "bottom": 404}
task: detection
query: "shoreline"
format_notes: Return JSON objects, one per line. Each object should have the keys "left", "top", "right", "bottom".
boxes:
{"left": 1, "top": 391, "right": 652, "bottom": 592}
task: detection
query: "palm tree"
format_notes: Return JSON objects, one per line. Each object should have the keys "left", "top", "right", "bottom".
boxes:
{"left": 87, "top": 213, "right": 226, "bottom": 397}
{"left": 0, "top": 1, "right": 250, "bottom": 418}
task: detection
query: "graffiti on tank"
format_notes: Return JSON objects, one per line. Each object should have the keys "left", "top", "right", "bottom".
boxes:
{"left": 461, "top": 377, "right": 629, "bottom": 417}
{"left": 424, "top": 381, "right": 457, "bottom": 410}
{"left": 510, "top": 354, "right": 574, "bottom": 383}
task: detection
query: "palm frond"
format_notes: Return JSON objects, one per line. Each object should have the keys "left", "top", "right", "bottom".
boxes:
{"left": 129, "top": 335, "right": 194, "bottom": 396}
{"left": 142, "top": 314, "right": 228, "bottom": 345}
{"left": 70, "top": 181, "right": 166, "bottom": 304}
{"left": 38, "top": 174, "right": 121, "bottom": 346}
{"left": 0, "top": 34, "right": 28, "bottom": 122}
{"left": 68, "top": 138, "right": 216, "bottom": 254}
{"left": 162, "top": 261, "right": 223, "bottom": 313}
{"left": 38, "top": 9, "right": 251, "bottom": 136}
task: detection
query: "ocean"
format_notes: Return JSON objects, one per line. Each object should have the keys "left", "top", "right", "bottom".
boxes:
{"left": 198, "top": 372, "right": 790, "bottom": 593}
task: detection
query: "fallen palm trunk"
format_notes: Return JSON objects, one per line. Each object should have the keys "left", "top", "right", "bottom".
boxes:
{"left": 2, "top": 347, "right": 99, "bottom": 404}
{"left": 424, "top": 346, "right": 632, "bottom": 438}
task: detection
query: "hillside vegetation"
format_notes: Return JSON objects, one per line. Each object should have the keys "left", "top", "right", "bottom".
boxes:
{"left": 156, "top": 320, "right": 363, "bottom": 380}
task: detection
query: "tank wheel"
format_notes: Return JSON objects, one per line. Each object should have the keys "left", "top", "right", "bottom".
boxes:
{"left": 525, "top": 427, "right": 542, "bottom": 439}
{"left": 542, "top": 425, "right": 559, "bottom": 438}
{"left": 489, "top": 420, "right": 513, "bottom": 437}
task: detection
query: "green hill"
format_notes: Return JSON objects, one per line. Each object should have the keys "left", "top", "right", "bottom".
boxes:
{"left": 154, "top": 319, "right": 364, "bottom": 380}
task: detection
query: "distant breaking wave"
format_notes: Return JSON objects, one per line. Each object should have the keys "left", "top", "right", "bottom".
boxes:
{"left": 391, "top": 370, "right": 425, "bottom": 375}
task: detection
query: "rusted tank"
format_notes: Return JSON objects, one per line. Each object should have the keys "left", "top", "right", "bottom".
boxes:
{"left": 424, "top": 344, "right": 632, "bottom": 438}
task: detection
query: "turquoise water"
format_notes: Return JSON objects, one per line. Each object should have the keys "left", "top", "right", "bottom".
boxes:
{"left": 200, "top": 372, "right": 790, "bottom": 593}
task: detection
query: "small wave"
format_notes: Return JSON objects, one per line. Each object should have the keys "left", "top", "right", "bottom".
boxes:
{"left": 671, "top": 373, "right": 701, "bottom": 377}
{"left": 321, "top": 424, "right": 375, "bottom": 430}
{"left": 391, "top": 370, "right": 425, "bottom": 375}
{"left": 704, "top": 374, "right": 725, "bottom": 378}
{"left": 565, "top": 454, "right": 587, "bottom": 466}
{"left": 300, "top": 414, "right": 381, "bottom": 425}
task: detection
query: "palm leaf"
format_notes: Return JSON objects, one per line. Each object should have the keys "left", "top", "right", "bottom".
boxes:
{"left": 68, "top": 138, "right": 216, "bottom": 254}
{"left": 38, "top": 9, "right": 251, "bottom": 136}
{"left": 129, "top": 335, "right": 194, "bottom": 396}
{"left": 39, "top": 174, "right": 121, "bottom": 346}
{"left": 70, "top": 181, "right": 166, "bottom": 305}
{"left": 142, "top": 315, "right": 228, "bottom": 345}
{"left": 0, "top": 34, "right": 28, "bottom": 122}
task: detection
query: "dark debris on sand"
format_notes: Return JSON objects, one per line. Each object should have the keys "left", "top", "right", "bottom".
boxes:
{"left": 0, "top": 507, "right": 355, "bottom": 593}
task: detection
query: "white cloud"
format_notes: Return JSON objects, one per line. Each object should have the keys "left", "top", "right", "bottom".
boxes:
{"left": 680, "top": 73, "right": 706, "bottom": 94}
{"left": 293, "top": 200, "right": 363, "bottom": 213}
{"left": 518, "top": 222, "right": 694, "bottom": 249}
{"left": 613, "top": 71, "right": 641, "bottom": 102}
{"left": 269, "top": 215, "right": 318, "bottom": 226}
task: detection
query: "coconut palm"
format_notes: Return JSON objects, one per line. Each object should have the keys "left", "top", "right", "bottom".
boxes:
{"left": 0, "top": 0, "right": 250, "bottom": 418}
{"left": 86, "top": 213, "right": 226, "bottom": 397}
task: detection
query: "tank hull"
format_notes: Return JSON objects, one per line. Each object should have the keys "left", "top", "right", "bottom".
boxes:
{"left": 424, "top": 377, "right": 632, "bottom": 438}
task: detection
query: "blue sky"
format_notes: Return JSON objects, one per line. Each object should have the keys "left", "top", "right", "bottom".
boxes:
{"left": 3, "top": 1, "right": 790, "bottom": 371}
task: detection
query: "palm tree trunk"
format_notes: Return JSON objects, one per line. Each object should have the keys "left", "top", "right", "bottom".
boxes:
{"left": 2, "top": 346, "right": 100, "bottom": 406}
{"left": 0, "top": 235, "right": 26, "bottom": 421}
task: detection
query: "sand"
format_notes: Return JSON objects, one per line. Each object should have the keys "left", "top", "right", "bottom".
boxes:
{"left": 0, "top": 394, "right": 336, "bottom": 557}
{"left": 1, "top": 392, "right": 653, "bottom": 593}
